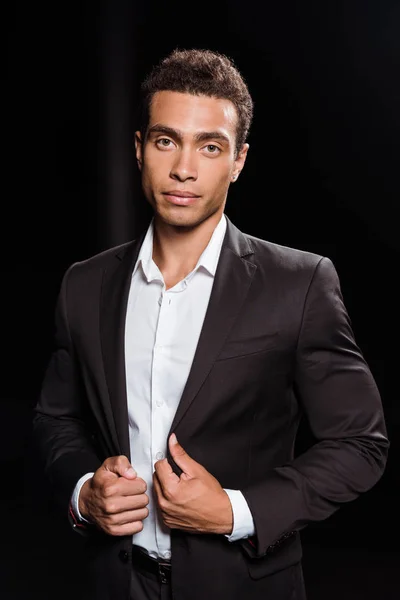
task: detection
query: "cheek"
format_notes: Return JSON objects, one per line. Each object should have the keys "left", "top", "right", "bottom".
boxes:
{"left": 208, "top": 155, "right": 233, "bottom": 178}
{"left": 207, "top": 167, "right": 232, "bottom": 192}
{"left": 143, "top": 152, "right": 171, "bottom": 183}
{"left": 141, "top": 160, "right": 162, "bottom": 189}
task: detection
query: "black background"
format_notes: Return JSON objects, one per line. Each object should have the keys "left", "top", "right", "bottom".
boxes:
{"left": 3, "top": 1, "right": 399, "bottom": 598}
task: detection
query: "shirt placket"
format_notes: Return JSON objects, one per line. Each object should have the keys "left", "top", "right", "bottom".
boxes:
{"left": 151, "top": 288, "right": 173, "bottom": 559}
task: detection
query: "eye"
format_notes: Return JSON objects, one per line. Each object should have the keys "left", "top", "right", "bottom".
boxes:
{"left": 204, "top": 144, "right": 221, "bottom": 154}
{"left": 156, "top": 138, "right": 174, "bottom": 148}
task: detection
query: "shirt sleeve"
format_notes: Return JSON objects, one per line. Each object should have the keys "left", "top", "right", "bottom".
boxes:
{"left": 223, "top": 489, "right": 256, "bottom": 542}
{"left": 71, "top": 472, "right": 95, "bottom": 523}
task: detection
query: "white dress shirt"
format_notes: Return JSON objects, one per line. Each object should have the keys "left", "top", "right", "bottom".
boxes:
{"left": 72, "top": 213, "right": 255, "bottom": 559}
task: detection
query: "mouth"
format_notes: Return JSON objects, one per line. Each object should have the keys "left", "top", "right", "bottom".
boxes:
{"left": 162, "top": 191, "right": 200, "bottom": 206}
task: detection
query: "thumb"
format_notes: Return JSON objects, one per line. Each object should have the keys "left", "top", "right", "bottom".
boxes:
{"left": 169, "top": 434, "right": 196, "bottom": 477}
{"left": 104, "top": 455, "right": 137, "bottom": 479}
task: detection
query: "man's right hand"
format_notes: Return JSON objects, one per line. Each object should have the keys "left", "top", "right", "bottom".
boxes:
{"left": 79, "top": 455, "right": 149, "bottom": 536}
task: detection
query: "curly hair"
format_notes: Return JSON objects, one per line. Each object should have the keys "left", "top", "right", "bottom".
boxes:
{"left": 139, "top": 48, "right": 254, "bottom": 157}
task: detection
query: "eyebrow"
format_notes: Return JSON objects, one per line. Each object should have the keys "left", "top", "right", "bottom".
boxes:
{"left": 147, "top": 125, "right": 230, "bottom": 145}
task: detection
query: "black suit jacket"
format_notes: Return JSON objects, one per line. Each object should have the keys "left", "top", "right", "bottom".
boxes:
{"left": 33, "top": 216, "right": 389, "bottom": 600}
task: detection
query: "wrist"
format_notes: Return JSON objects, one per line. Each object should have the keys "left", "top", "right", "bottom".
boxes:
{"left": 78, "top": 479, "right": 92, "bottom": 522}
{"left": 214, "top": 490, "right": 233, "bottom": 535}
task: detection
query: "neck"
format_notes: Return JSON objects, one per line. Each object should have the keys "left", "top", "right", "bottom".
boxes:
{"left": 152, "top": 212, "right": 223, "bottom": 280}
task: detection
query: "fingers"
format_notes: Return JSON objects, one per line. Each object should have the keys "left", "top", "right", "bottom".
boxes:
{"left": 93, "top": 457, "right": 147, "bottom": 498}
{"left": 103, "top": 506, "right": 149, "bottom": 528}
{"left": 110, "top": 507, "right": 149, "bottom": 526}
{"left": 168, "top": 435, "right": 197, "bottom": 478}
{"left": 102, "top": 476, "right": 147, "bottom": 497}
{"left": 101, "top": 507, "right": 150, "bottom": 537}
{"left": 86, "top": 489, "right": 150, "bottom": 536}
{"left": 101, "top": 493, "right": 150, "bottom": 515}
{"left": 153, "top": 471, "right": 164, "bottom": 503}
{"left": 154, "top": 458, "right": 180, "bottom": 497}
{"left": 102, "top": 455, "right": 137, "bottom": 479}
{"left": 154, "top": 457, "right": 174, "bottom": 478}
{"left": 104, "top": 519, "right": 145, "bottom": 537}
{"left": 82, "top": 457, "right": 150, "bottom": 534}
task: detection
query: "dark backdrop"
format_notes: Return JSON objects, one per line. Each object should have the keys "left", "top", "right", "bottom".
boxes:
{"left": 3, "top": 1, "right": 399, "bottom": 598}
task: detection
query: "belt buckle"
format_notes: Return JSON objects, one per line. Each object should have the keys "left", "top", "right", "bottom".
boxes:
{"left": 157, "top": 560, "right": 170, "bottom": 584}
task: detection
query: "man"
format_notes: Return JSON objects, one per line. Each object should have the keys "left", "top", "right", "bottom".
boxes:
{"left": 33, "top": 48, "right": 389, "bottom": 600}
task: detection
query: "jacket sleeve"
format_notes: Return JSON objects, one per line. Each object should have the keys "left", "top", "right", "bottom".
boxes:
{"left": 241, "top": 257, "right": 389, "bottom": 557}
{"left": 32, "top": 265, "right": 102, "bottom": 516}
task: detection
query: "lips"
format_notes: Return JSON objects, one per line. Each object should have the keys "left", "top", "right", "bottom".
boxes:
{"left": 163, "top": 190, "right": 200, "bottom": 206}
{"left": 163, "top": 190, "right": 200, "bottom": 198}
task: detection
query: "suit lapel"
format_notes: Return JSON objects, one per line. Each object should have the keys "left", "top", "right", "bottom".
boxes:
{"left": 100, "top": 231, "right": 146, "bottom": 459}
{"left": 168, "top": 217, "right": 257, "bottom": 436}
{"left": 99, "top": 217, "right": 256, "bottom": 459}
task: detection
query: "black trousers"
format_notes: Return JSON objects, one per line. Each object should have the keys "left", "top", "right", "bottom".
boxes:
{"left": 130, "top": 563, "right": 173, "bottom": 600}
{"left": 129, "top": 556, "right": 307, "bottom": 600}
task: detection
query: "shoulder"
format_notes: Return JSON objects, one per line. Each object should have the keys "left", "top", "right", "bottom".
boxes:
{"left": 245, "top": 232, "right": 327, "bottom": 271}
{"left": 240, "top": 231, "right": 339, "bottom": 293}
{"left": 61, "top": 239, "right": 137, "bottom": 287}
{"left": 73, "top": 240, "right": 135, "bottom": 270}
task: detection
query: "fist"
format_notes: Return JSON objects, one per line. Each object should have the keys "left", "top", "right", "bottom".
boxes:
{"left": 79, "top": 455, "right": 149, "bottom": 536}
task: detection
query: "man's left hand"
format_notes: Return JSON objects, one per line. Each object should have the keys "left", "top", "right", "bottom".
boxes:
{"left": 153, "top": 434, "right": 233, "bottom": 535}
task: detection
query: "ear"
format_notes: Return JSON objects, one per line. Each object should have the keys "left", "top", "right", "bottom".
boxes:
{"left": 231, "top": 143, "right": 249, "bottom": 182}
{"left": 135, "top": 131, "right": 143, "bottom": 171}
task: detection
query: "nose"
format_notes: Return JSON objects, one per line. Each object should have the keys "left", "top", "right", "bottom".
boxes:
{"left": 170, "top": 149, "right": 198, "bottom": 182}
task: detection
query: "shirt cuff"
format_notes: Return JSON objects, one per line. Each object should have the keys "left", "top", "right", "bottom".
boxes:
{"left": 71, "top": 472, "right": 95, "bottom": 523}
{"left": 223, "top": 489, "right": 256, "bottom": 542}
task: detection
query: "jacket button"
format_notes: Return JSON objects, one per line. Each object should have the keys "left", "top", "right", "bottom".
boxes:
{"left": 118, "top": 550, "right": 129, "bottom": 563}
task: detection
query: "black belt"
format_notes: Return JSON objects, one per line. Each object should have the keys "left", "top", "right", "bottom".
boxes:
{"left": 131, "top": 545, "right": 171, "bottom": 584}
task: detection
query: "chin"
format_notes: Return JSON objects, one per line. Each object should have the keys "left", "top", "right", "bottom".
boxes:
{"left": 155, "top": 205, "right": 202, "bottom": 227}
{"left": 161, "top": 214, "right": 201, "bottom": 229}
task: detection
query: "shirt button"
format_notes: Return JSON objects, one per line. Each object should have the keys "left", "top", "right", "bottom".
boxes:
{"left": 156, "top": 399, "right": 163, "bottom": 407}
{"left": 163, "top": 550, "right": 171, "bottom": 559}
{"left": 156, "top": 451, "right": 164, "bottom": 460}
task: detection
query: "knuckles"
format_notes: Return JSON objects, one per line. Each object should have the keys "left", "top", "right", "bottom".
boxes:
{"left": 103, "top": 455, "right": 124, "bottom": 469}
{"left": 162, "top": 486, "right": 176, "bottom": 503}
{"left": 104, "top": 501, "right": 117, "bottom": 515}
{"left": 99, "top": 477, "right": 147, "bottom": 498}
{"left": 101, "top": 482, "right": 118, "bottom": 498}
{"left": 158, "top": 494, "right": 169, "bottom": 510}
{"left": 113, "top": 455, "right": 130, "bottom": 469}
{"left": 136, "top": 478, "right": 147, "bottom": 493}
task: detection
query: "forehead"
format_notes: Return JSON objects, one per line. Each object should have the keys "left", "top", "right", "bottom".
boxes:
{"left": 149, "top": 91, "right": 238, "bottom": 138}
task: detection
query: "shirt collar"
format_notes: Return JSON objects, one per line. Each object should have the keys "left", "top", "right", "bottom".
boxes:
{"left": 133, "top": 219, "right": 159, "bottom": 282}
{"left": 195, "top": 212, "right": 227, "bottom": 276}
{"left": 133, "top": 213, "right": 227, "bottom": 283}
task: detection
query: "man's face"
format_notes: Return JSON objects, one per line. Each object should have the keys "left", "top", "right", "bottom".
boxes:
{"left": 135, "top": 91, "right": 248, "bottom": 229}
